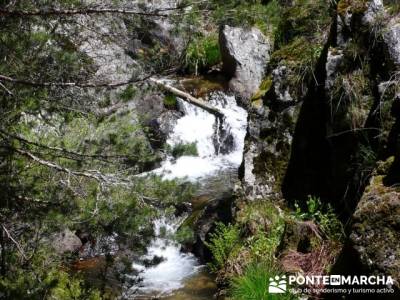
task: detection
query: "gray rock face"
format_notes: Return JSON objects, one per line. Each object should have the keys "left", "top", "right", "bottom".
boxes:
{"left": 361, "top": 0, "right": 400, "bottom": 67}
{"left": 325, "top": 49, "right": 344, "bottom": 90}
{"left": 156, "top": 110, "right": 182, "bottom": 137}
{"left": 219, "top": 25, "right": 271, "bottom": 101}
{"left": 272, "top": 66, "right": 293, "bottom": 103}
{"left": 52, "top": 229, "right": 82, "bottom": 254}
{"left": 384, "top": 18, "right": 400, "bottom": 67}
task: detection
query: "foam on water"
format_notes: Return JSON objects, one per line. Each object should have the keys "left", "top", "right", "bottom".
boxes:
{"left": 129, "top": 218, "right": 201, "bottom": 297}
{"left": 130, "top": 91, "right": 247, "bottom": 298}
{"left": 155, "top": 92, "right": 248, "bottom": 180}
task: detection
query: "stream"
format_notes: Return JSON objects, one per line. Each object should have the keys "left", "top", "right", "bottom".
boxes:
{"left": 125, "top": 83, "right": 248, "bottom": 299}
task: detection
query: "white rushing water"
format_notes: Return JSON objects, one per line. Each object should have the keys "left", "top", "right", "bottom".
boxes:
{"left": 130, "top": 217, "right": 201, "bottom": 298}
{"left": 130, "top": 91, "right": 247, "bottom": 298}
{"left": 155, "top": 91, "right": 248, "bottom": 180}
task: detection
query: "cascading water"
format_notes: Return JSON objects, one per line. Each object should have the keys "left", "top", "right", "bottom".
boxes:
{"left": 155, "top": 91, "right": 248, "bottom": 180}
{"left": 129, "top": 91, "right": 247, "bottom": 299}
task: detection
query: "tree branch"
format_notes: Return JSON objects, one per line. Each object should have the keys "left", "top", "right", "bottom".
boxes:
{"left": 0, "top": 8, "right": 171, "bottom": 17}
{"left": 1, "top": 225, "right": 28, "bottom": 261}
{"left": 14, "top": 148, "right": 115, "bottom": 183}
{"left": 149, "top": 78, "right": 225, "bottom": 119}
{"left": 0, "top": 73, "right": 153, "bottom": 89}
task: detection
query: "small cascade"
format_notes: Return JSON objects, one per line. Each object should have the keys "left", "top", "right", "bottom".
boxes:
{"left": 126, "top": 217, "right": 201, "bottom": 298}
{"left": 130, "top": 90, "right": 247, "bottom": 299}
{"left": 154, "top": 91, "right": 248, "bottom": 180}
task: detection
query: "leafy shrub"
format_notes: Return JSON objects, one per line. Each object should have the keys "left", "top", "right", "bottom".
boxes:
{"left": 293, "top": 196, "right": 344, "bottom": 241}
{"left": 238, "top": 202, "right": 285, "bottom": 261}
{"left": 185, "top": 34, "right": 221, "bottom": 74}
{"left": 171, "top": 142, "right": 198, "bottom": 158}
{"left": 205, "top": 222, "right": 241, "bottom": 272}
{"left": 174, "top": 226, "right": 195, "bottom": 244}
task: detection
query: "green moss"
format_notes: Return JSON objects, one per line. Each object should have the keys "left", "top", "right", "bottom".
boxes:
{"left": 338, "top": 0, "right": 369, "bottom": 15}
{"left": 271, "top": 37, "right": 323, "bottom": 96}
{"left": 164, "top": 93, "right": 178, "bottom": 108}
{"left": 376, "top": 156, "right": 395, "bottom": 175}
{"left": 251, "top": 77, "right": 273, "bottom": 101}
{"left": 278, "top": 0, "right": 331, "bottom": 43}
{"left": 118, "top": 85, "right": 137, "bottom": 102}
{"left": 170, "top": 142, "right": 198, "bottom": 158}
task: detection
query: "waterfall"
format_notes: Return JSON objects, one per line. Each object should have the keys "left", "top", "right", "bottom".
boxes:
{"left": 129, "top": 91, "right": 247, "bottom": 299}
{"left": 155, "top": 91, "right": 248, "bottom": 180}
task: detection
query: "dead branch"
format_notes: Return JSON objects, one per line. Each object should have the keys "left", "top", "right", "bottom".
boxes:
{"left": 15, "top": 148, "right": 112, "bottom": 183}
{"left": 1, "top": 225, "right": 28, "bottom": 261}
{"left": 0, "top": 8, "right": 171, "bottom": 17}
{"left": 149, "top": 78, "right": 225, "bottom": 119}
{"left": 0, "top": 73, "right": 153, "bottom": 89}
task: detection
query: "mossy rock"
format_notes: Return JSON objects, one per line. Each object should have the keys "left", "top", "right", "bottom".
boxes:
{"left": 251, "top": 77, "right": 273, "bottom": 102}
{"left": 337, "top": 0, "right": 369, "bottom": 16}
{"left": 351, "top": 165, "right": 400, "bottom": 287}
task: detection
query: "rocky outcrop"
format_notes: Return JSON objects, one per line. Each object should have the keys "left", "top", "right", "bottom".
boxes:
{"left": 219, "top": 25, "right": 272, "bottom": 102}
{"left": 189, "top": 193, "right": 234, "bottom": 262}
{"left": 351, "top": 166, "right": 400, "bottom": 287}
{"left": 127, "top": 0, "right": 186, "bottom": 59}
{"left": 52, "top": 229, "right": 82, "bottom": 254}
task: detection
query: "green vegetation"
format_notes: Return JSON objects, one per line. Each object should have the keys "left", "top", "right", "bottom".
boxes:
{"left": 206, "top": 202, "right": 298, "bottom": 298}
{"left": 185, "top": 34, "right": 221, "bottom": 74}
{"left": 118, "top": 85, "right": 137, "bottom": 102}
{"left": 174, "top": 226, "right": 195, "bottom": 244}
{"left": 293, "top": 196, "right": 344, "bottom": 241}
{"left": 210, "top": 0, "right": 281, "bottom": 35}
{"left": 337, "top": 0, "right": 369, "bottom": 15}
{"left": 231, "top": 263, "right": 296, "bottom": 300}
{"left": 205, "top": 222, "right": 241, "bottom": 272}
{"left": 164, "top": 93, "right": 178, "bottom": 109}
{"left": 171, "top": 142, "right": 199, "bottom": 158}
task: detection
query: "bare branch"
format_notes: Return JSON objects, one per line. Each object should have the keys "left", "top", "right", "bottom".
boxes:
{"left": 149, "top": 78, "right": 225, "bottom": 119}
{"left": 0, "top": 8, "right": 171, "bottom": 17}
{"left": 0, "top": 82, "right": 13, "bottom": 96}
{"left": 0, "top": 130, "right": 127, "bottom": 162}
{"left": 14, "top": 148, "right": 111, "bottom": 183}
{"left": 1, "top": 225, "right": 28, "bottom": 261}
{"left": 0, "top": 73, "right": 153, "bottom": 89}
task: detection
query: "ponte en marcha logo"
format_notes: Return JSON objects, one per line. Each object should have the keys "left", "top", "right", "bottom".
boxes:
{"left": 268, "top": 274, "right": 395, "bottom": 295}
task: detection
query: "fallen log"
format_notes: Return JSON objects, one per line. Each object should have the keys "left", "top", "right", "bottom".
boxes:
{"left": 149, "top": 78, "right": 225, "bottom": 119}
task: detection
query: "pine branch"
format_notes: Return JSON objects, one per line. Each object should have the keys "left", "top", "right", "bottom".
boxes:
{"left": 1, "top": 225, "right": 28, "bottom": 261}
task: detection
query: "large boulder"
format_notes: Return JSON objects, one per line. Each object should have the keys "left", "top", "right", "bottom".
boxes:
{"left": 52, "top": 229, "right": 82, "bottom": 254}
{"left": 350, "top": 165, "right": 400, "bottom": 287}
{"left": 219, "top": 25, "right": 271, "bottom": 101}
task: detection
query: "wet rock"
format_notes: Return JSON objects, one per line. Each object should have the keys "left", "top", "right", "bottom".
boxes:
{"left": 219, "top": 25, "right": 272, "bottom": 102}
{"left": 156, "top": 110, "right": 182, "bottom": 137}
{"left": 143, "top": 255, "right": 166, "bottom": 268}
{"left": 191, "top": 193, "right": 234, "bottom": 262}
{"left": 52, "top": 229, "right": 82, "bottom": 254}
